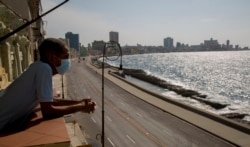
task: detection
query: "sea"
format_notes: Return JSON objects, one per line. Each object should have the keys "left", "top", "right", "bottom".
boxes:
{"left": 106, "top": 51, "right": 250, "bottom": 122}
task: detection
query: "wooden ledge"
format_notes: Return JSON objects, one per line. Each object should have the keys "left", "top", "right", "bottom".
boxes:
{"left": 0, "top": 110, "right": 70, "bottom": 147}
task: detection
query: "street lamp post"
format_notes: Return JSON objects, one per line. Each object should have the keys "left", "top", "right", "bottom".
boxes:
{"left": 61, "top": 75, "right": 64, "bottom": 99}
{"left": 101, "top": 41, "right": 122, "bottom": 147}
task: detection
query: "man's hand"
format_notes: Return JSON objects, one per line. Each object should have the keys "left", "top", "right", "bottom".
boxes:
{"left": 81, "top": 98, "right": 91, "bottom": 105}
{"left": 81, "top": 99, "right": 96, "bottom": 113}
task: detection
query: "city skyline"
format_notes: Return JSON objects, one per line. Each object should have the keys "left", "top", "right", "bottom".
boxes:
{"left": 161, "top": 35, "right": 247, "bottom": 50}
{"left": 41, "top": 0, "right": 250, "bottom": 48}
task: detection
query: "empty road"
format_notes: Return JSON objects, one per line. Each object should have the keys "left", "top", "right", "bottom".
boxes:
{"left": 64, "top": 59, "right": 234, "bottom": 147}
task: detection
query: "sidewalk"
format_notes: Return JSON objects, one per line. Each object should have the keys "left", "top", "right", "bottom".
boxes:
{"left": 52, "top": 75, "right": 66, "bottom": 99}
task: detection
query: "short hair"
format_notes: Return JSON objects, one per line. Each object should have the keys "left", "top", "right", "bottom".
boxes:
{"left": 39, "top": 38, "right": 66, "bottom": 60}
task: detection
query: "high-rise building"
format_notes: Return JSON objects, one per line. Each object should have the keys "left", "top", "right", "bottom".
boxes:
{"left": 204, "top": 38, "right": 220, "bottom": 49}
{"left": 92, "top": 40, "right": 105, "bottom": 51}
{"left": 90, "top": 40, "right": 105, "bottom": 55}
{"left": 65, "top": 32, "right": 80, "bottom": 51}
{"left": 109, "top": 31, "right": 119, "bottom": 43}
{"left": 164, "top": 37, "right": 174, "bottom": 49}
{"left": 226, "top": 40, "right": 230, "bottom": 48}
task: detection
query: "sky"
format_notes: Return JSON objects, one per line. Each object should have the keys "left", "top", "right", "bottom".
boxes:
{"left": 41, "top": 0, "right": 250, "bottom": 47}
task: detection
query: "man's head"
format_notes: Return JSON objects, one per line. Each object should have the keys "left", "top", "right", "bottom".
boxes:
{"left": 38, "top": 38, "right": 70, "bottom": 75}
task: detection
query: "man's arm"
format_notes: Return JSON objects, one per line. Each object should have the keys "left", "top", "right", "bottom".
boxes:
{"left": 52, "top": 98, "right": 91, "bottom": 106}
{"left": 40, "top": 100, "right": 95, "bottom": 119}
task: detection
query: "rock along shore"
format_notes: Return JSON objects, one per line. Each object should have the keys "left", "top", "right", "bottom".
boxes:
{"left": 118, "top": 68, "right": 249, "bottom": 124}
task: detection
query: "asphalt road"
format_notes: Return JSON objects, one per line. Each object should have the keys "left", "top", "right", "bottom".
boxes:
{"left": 64, "top": 59, "right": 234, "bottom": 147}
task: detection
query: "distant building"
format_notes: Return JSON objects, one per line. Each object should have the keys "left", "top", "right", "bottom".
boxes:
{"left": 226, "top": 40, "right": 230, "bottom": 48}
{"left": 90, "top": 40, "right": 106, "bottom": 55}
{"left": 164, "top": 37, "right": 174, "bottom": 49}
{"left": 176, "top": 42, "right": 181, "bottom": 49}
{"left": 204, "top": 38, "right": 221, "bottom": 50}
{"left": 65, "top": 32, "right": 80, "bottom": 51}
{"left": 109, "top": 31, "right": 119, "bottom": 43}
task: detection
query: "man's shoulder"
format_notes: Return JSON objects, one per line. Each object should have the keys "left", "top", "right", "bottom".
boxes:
{"left": 30, "top": 61, "right": 51, "bottom": 70}
{"left": 22, "top": 61, "right": 52, "bottom": 76}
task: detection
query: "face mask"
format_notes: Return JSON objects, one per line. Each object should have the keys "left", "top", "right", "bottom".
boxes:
{"left": 56, "top": 59, "right": 71, "bottom": 75}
